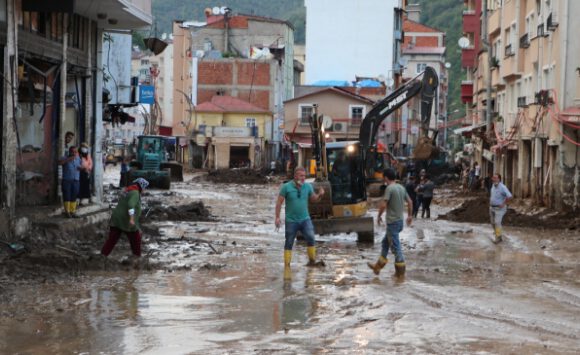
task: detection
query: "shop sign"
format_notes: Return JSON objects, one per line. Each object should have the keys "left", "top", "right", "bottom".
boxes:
{"left": 213, "top": 126, "right": 251, "bottom": 137}
{"left": 483, "top": 149, "right": 494, "bottom": 162}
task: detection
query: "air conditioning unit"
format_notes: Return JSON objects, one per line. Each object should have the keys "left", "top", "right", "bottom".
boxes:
{"left": 333, "top": 122, "right": 347, "bottom": 133}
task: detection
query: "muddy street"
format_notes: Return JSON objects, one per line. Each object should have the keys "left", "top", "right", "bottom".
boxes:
{"left": 1, "top": 170, "right": 579, "bottom": 354}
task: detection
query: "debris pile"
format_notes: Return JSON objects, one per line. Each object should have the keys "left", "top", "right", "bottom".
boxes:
{"left": 205, "top": 168, "right": 270, "bottom": 184}
{"left": 148, "top": 201, "right": 214, "bottom": 222}
{"left": 439, "top": 197, "right": 579, "bottom": 230}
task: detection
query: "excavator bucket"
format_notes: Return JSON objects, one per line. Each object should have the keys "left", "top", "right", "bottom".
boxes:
{"left": 413, "top": 136, "right": 440, "bottom": 160}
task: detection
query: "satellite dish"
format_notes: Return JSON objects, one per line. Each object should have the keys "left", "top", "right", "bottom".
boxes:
{"left": 458, "top": 37, "right": 471, "bottom": 49}
{"left": 445, "top": 62, "right": 452, "bottom": 69}
{"left": 220, "top": 6, "right": 228, "bottom": 14}
{"left": 322, "top": 115, "right": 333, "bottom": 129}
{"left": 377, "top": 74, "right": 386, "bottom": 83}
{"left": 161, "top": 33, "right": 167, "bottom": 40}
{"left": 386, "top": 77, "right": 395, "bottom": 88}
{"left": 212, "top": 7, "right": 220, "bottom": 15}
{"left": 195, "top": 50, "right": 205, "bottom": 58}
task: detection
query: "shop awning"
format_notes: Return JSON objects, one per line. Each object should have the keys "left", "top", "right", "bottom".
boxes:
{"left": 453, "top": 122, "right": 487, "bottom": 135}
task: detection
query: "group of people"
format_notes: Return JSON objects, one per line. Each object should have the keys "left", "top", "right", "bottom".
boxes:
{"left": 405, "top": 169, "right": 435, "bottom": 219}
{"left": 59, "top": 131, "right": 93, "bottom": 218}
{"left": 275, "top": 163, "right": 514, "bottom": 278}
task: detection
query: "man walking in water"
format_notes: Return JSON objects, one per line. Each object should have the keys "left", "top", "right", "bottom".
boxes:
{"left": 368, "top": 168, "right": 413, "bottom": 276}
{"left": 275, "top": 166, "right": 325, "bottom": 268}
{"left": 489, "top": 173, "right": 512, "bottom": 244}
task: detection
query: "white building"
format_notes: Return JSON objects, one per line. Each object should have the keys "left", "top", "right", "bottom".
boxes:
{"left": 304, "top": 0, "right": 402, "bottom": 84}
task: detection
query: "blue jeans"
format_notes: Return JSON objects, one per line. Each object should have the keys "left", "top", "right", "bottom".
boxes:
{"left": 62, "top": 179, "right": 80, "bottom": 202}
{"left": 284, "top": 219, "right": 316, "bottom": 250}
{"left": 381, "top": 219, "right": 404, "bottom": 262}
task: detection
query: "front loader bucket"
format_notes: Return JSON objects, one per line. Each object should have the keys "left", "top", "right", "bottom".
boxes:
{"left": 161, "top": 162, "right": 184, "bottom": 182}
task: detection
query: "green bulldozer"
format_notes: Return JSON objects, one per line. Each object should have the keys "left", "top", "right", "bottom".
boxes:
{"left": 128, "top": 135, "right": 183, "bottom": 189}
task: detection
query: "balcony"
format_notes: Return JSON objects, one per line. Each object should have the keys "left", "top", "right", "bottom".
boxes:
{"left": 517, "top": 96, "right": 528, "bottom": 108}
{"left": 461, "top": 81, "right": 474, "bottom": 103}
{"left": 489, "top": 9, "right": 501, "bottom": 36}
{"left": 547, "top": 12, "right": 559, "bottom": 31}
{"left": 502, "top": 56, "right": 521, "bottom": 81}
{"left": 520, "top": 34, "right": 530, "bottom": 49}
{"left": 537, "top": 23, "right": 547, "bottom": 38}
{"left": 462, "top": 48, "right": 477, "bottom": 68}
{"left": 504, "top": 44, "right": 515, "bottom": 58}
{"left": 463, "top": 10, "right": 479, "bottom": 33}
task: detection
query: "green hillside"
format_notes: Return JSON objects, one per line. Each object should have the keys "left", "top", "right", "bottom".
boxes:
{"left": 415, "top": 0, "right": 464, "bottom": 114}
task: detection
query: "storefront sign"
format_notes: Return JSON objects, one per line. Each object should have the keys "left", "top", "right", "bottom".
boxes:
{"left": 139, "top": 85, "right": 155, "bottom": 104}
{"left": 213, "top": 126, "right": 252, "bottom": 137}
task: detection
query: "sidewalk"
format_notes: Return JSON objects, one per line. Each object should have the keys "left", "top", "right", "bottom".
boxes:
{"left": 12, "top": 202, "right": 111, "bottom": 238}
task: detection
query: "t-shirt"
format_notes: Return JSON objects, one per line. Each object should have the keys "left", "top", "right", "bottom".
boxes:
{"left": 419, "top": 181, "right": 435, "bottom": 198}
{"left": 279, "top": 181, "right": 314, "bottom": 222}
{"left": 384, "top": 183, "right": 409, "bottom": 224}
{"left": 490, "top": 182, "right": 512, "bottom": 207}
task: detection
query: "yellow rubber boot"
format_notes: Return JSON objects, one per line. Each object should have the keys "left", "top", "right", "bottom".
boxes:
{"left": 394, "top": 261, "right": 406, "bottom": 276}
{"left": 307, "top": 246, "right": 316, "bottom": 263}
{"left": 283, "top": 266, "right": 292, "bottom": 281}
{"left": 63, "top": 202, "right": 70, "bottom": 213}
{"left": 284, "top": 250, "right": 292, "bottom": 266}
{"left": 367, "top": 256, "right": 388, "bottom": 275}
{"left": 70, "top": 201, "right": 77, "bottom": 215}
{"left": 493, "top": 227, "right": 503, "bottom": 244}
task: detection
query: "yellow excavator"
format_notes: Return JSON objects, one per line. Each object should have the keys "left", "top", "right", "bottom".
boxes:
{"left": 307, "top": 67, "right": 439, "bottom": 243}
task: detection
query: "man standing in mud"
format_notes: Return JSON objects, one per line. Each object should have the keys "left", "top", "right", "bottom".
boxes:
{"left": 489, "top": 173, "right": 512, "bottom": 244}
{"left": 275, "top": 166, "right": 325, "bottom": 268}
{"left": 369, "top": 168, "right": 413, "bottom": 276}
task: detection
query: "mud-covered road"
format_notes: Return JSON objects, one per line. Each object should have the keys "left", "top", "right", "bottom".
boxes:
{"left": 1, "top": 168, "right": 579, "bottom": 354}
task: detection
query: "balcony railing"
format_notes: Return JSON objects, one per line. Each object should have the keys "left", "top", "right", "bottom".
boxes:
{"left": 504, "top": 44, "right": 514, "bottom": 57}
{"left": 517, "top": 96, "right": 528, "bottom": 108}
{"left": 547, "top": 12, "right": 559, "bottom": 31}
{"left": 537, "top": 23, "right": 546, "bottom": 37}
{"left": 520, "top": 33, "right": 530, "bottom": 48}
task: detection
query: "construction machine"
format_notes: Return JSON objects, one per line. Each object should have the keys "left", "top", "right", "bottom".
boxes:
{"left": 307, "top": 67, "right": 439, "bottom": 243}
{"left": 128, "top": 135, "right": 183, "bottom": 189}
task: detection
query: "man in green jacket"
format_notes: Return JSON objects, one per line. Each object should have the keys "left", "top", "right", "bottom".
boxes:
{"left": 101, "top": 178, "right": 149, "bottom": 257}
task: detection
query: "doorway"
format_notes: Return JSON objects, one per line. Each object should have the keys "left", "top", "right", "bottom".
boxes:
{"left": 230, "top": 146, "right": 250, "bottom": 168}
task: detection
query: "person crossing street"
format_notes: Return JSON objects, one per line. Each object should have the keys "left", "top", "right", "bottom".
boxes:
{"left": 489, "top": 173, "right": 512, "bottom": 244}
{"left": 368, "top": 168, "right": 413, "bottom": 276}
{"left": 275, "top": 167, "right": 325, "bottom": 270}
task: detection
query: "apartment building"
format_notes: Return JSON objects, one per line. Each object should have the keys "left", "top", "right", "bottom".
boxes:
{"left": 0, "top": 0, "right": 152, "bottom": 226}
{"left": 466, "top": 0, "right": 580, "bottom": 210}
{"left": 401, "top": 6, "right": 449, "bottom": 155}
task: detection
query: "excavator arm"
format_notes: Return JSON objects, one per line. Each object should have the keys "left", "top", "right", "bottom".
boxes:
{"left": 359, "top": 66, "right": 439, "bottom": 164}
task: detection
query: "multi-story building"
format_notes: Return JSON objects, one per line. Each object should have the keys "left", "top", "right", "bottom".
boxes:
{"left": 400, "top": 6, "right": 449, "bottom": 155}
{"left": 0, "top": 0, "right": 152, "bottom": 230}
{"left": 469, "top": 0, "right": 580, "bottom": 211}
{"left": 173, "top": 11, "right": 296, "bottom": 168}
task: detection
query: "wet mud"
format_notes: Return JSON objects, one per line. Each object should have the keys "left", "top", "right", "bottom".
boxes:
{"left": 1, "top": 169, "right": 580, "bottom": 354}
{"left": 203, "top": 168, "right": 276, "bottom": 184}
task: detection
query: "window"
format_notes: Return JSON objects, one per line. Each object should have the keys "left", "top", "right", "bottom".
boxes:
{"left": 299, "top": 104, "right": 314, "bottom": 125}
{"left": 416, "top": 63, "right": 427, "bottom": 74}
{"left": 141, "top": 59, "right": 149, "bottom": 65}
{"left": 349, "top": 105, "right": 365, "bottom": 125}
{"left": 245, "top": 118, "right": 256, "bottom": 127}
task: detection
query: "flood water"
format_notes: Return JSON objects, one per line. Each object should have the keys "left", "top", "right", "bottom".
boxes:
{"left": 1, "top": 172, "right": 579, "bottom": 354}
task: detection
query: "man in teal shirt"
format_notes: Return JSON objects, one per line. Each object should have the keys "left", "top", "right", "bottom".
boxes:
{"left": 275, "top": 166, "right": 325, "bottom": 268}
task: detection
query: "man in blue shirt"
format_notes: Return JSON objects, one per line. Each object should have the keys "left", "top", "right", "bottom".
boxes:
{"left": 489, "top": 173, "right": 512, "bottom": 244}
{"left": 59, "top": 146, "right": 82, "bottom": 217}
{"left": 275, "top": 166, "right": 325, "bottom": 269}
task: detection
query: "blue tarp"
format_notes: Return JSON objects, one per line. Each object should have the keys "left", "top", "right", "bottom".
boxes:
{"left": 311, "top": 80, "right": 351, "bottom": 87}
{"left": 356, "top": 79, "right": 381, "bottom": 87}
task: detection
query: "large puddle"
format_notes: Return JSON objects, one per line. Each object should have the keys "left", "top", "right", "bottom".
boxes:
{"left": 1, "top": 173, "right": 579, "bottom": 354}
